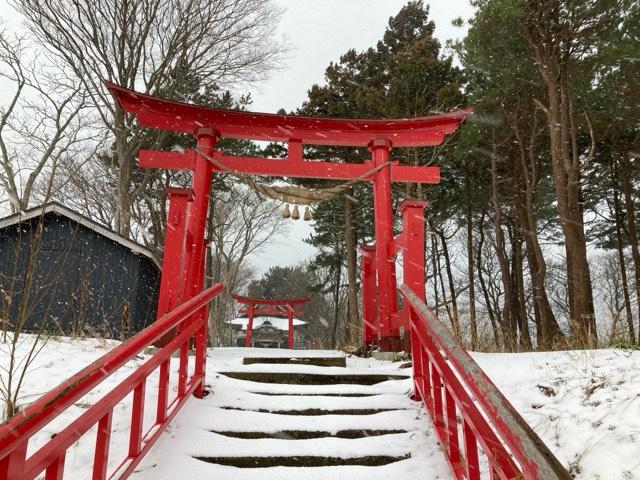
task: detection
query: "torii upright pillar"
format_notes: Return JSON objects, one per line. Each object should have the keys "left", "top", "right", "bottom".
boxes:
{"left": 370, "top": 139, "right": 401, "bottom": 351}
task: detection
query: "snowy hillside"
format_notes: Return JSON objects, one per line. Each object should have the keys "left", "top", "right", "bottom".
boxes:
{"left": 1, "top": 336, "right": 638, "bottom": 479}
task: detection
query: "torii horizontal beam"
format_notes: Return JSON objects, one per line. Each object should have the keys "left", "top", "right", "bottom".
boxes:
{"left": 233, "top": 294, "right": 311, "bottom": 306}
{"left": 105, "top": 81, "right": 471, "bottom": 148}
{"left": 238, "top": 307, "right": 305, "bottom": 316}
{"left": 138, "top": 149, "right": 440, "bottom": 183}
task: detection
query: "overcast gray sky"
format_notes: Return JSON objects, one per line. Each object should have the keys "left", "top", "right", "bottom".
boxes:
{"left": 0, "top": 0, "right": 472, "bottom": 276}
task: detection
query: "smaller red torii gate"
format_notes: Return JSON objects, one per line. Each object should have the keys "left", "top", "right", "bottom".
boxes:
{"left": 233, "top": 295, "right": 310, "bottom": 349}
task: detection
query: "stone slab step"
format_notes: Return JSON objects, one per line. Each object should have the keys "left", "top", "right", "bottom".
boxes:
{"left": 218, "top": 371, "right": 408, "bottom": 385}
{"left": 250, "top": 391, "right": 375, "bottom": 397}
{"left": 194, "top": 454, "right": 410, "bottom": 468}
{"left": 220, "top": 406, "right": 409, "bottom": 416}
{"left": 211, "top": 429, "right": 408, "bottom": 439}
{"left": 243, "top": 356, "right": 347, "bottom": 367}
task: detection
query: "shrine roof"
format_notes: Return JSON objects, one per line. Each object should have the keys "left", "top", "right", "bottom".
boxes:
{"left": 105, "top": 81, "right": 472, "bottom": 148}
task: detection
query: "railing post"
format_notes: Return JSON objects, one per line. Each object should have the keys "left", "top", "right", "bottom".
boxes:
{"left": 0, "top": 441, "right": 27, "bottom": 480}
{"left": 129, "top": 380, "right": 146, "bottom": 458}
{"left": 93, "top": 409, "right": 113, "bottom": 480}
{"left": 359, "top": 245, "right": 378, "bottom": 349}
{"left": 400, "top": 199, "right": 427, "bottom": 397}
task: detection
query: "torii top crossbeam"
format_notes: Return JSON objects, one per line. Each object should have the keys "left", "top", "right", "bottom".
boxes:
{"left": 106, "top": 81, "right": 470, "bottom": 148}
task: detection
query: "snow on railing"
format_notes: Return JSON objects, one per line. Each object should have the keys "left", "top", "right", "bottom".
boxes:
{"left": 0, "top": 283, "right": 223, "bottom": 480}
{"left": 400, "top": 285, "right": 572, "bottom": 480}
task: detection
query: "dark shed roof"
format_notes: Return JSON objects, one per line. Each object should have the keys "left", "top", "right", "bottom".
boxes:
{"left": 0, "top": 202, "right": 160, "bottom": 268}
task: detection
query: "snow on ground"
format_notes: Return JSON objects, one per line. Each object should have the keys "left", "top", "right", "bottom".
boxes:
{"left": 1, "top": 337, "right": 639, "bottom": 479}
{"left": 474, "top": 349, "right": 640, "bottom": 479}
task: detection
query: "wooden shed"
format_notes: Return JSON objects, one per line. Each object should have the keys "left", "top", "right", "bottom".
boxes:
{"left": 0, "top": 203, "right": 160, "bottom": 339}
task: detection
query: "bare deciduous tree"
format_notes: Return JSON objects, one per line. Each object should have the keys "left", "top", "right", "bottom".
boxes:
{"left": 206, "top": 184, "right": 285, "bottom": 345}
{"left": 13, "top": 0, "right": 286, "bottom": 236}
{"left": 0, "top": 28, "right": 95, "bottom": 214}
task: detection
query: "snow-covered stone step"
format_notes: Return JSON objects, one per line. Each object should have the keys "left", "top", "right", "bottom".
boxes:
{"left": 218, "top": 370, "right": 408, "bottom": 385}
{"left": 213, "top": 374, "right": 409, "bottom": 396}
{"left": 195, "top": 454, "right": 409, "bottom": 468}
{"left": 213, "top": 390, "right": 412, "bottom": 412}
{"left": 211, "top": 429, "right": 408, "bottom": 439}
{"left": 133, "top": 456, "right": 451, "bottom": 480}
{"left": 198, "top": 407, "right": 426, "bottom": 434}
{"left": 243, "top": 356, "right": 347, "bottom": 367}
{"left": 180, "top": 431, "right": 417, "bottom": 467}
{"left": 130, "top": 349, "right": 453, "bottom": 479}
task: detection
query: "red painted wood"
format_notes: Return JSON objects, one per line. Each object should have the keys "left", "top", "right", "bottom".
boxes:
{"left": 287, "top": 309, "right": 294, "bottom": 349}
{"left": 178, "top": 343, "right": 189, "bottom": 397}
{"left": 0, "top": 441, "right": 27, "bottom": 480}
{"left": 138, "top": 150, "right": 442, "bottom": 184}
{"left": 156, "top": 359, "right": 170, "bottom": 423}
{"left": 245, "top": 304, "right": 255, "bottom": 348}
{"left": 238, "top": 307, "right": 304, "bottom": 316}
{"left": 105, "top": 81, "right": 470, "bottom": 148}
{"left": 128, "top": 380, "right": 146, "bottom": 458}
{"left": 92, "top": 410, "right": 113, "bottom": 480}
{"left": 463, "top": 419, "right": 480, "bottom": 480}
{"left": 445, "top": 389, "right": 460, "bottom": 465}
{"left": 0, "top": 284, "right": 223, "bottom": 480}
{"left": 44, "top": 453, "right": 65, "bottom": 480}
{"left": 233, "top": 295, "right": 311, "bottom": 306}
{"left": 359, "top": 246, "right": 377, "bottom": 346}
{"left": 371, "top": 140, "right": 397, "bottom": 349}
{"left": 155, "top": 188, "right": 192, "bottom": 346}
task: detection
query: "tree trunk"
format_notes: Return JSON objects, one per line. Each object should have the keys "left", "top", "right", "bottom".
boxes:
{"left": 476, "top": 211, "right": 501, "bottom": 349}
{"left": 330, "top": 261, "right": 342, "bottom": 348}
{"left": 465, "top": 162, "right": 478, "bottom": 350}
{"left": 430, "top": 230, "right": 440, "bottom": 316}
{"left": 621, "top": 152, "right": 640, "bottom": 343}
{"left": 114, "top": 109, "right": 133, "bottom": 237}
{"left": 511, "top": 113, "right": 564, "bottom": 349}
{"left": 511, "top": 233, "right": 532, "bottom": 350}
{"left": 439, "top": 230, "right": 461, "bottom": 339}
{"left": 344, "top": 193, "right": 360, "bottom": 346}
{"left": 490, "top": 139, "right": 516, "bottom": 351}
{"left": 534, "top": 54, "right": 596, "bottom": 345}
{"left": 612, "top": 160, "right": 636, "bottom": 343}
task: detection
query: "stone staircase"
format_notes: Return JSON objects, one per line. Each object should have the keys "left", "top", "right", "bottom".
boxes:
{"left": 131, "top": 349, "right": 452, "bottom": 480}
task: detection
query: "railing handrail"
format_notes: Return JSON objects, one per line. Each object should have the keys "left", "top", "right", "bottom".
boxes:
{"left": 0, "top": 282, "right": 223, "bottom": 458}
{"left": 401, "top": 285, "right": 571, "bottom": 480}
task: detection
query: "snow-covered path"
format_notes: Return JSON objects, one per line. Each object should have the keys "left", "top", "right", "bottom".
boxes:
{"left": 3, "top": 338, "right": 638, "bottom": 479}
{"left": 129, "top": 348, "right": 453, "bottom": 480}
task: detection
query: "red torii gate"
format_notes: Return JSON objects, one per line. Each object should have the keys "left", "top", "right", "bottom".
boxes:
{"left": 104, "top": 81, "right": 470, "bottom": 351}
{"left": 233, "top": 294, "right": 310, "bottom": 349}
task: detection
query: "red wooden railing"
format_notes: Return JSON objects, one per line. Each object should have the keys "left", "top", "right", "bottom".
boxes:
{"left": 401, "top": 286, "right": 571, "bottom": 480}
{"left": 361, "top": 198, "right": 571, "bottom": 479}
{"left": 0, "top": 283, "right": 223, "bottom": 480}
